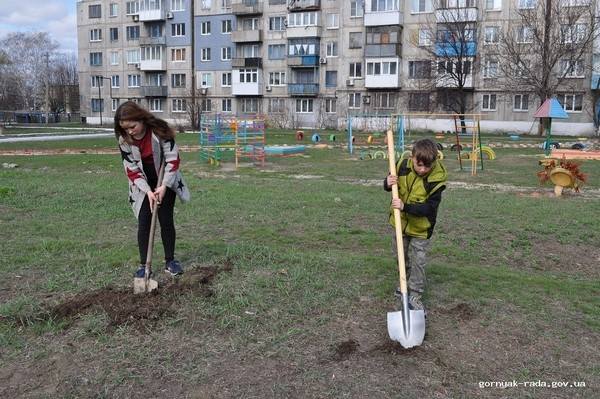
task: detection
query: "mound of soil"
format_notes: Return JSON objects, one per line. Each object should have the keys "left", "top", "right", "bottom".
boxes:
{"left": 331, "top": 339, "right": 359, "bottom": 361}
{"left": 50, "top": 266, "right": 223, "bottom": 330}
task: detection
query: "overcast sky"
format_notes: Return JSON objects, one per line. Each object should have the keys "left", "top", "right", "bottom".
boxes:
{"left": 0, "top": 0, "right": 77, "bottom": 54}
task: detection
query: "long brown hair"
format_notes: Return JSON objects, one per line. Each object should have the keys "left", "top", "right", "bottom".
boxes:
{"left": 114, "top": 101, "right": 175, "bottom": 143}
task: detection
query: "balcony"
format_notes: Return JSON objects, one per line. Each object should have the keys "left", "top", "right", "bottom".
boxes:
{"left": 139, "top": 8, "right": 165, "bottom": 22}
{"left": 231, "top": 29, "right": 262, "bottom": 43}
{"left": 435, "top": 41, "right": 477, "bottom": 57}
{"left": 232, "top": 0, "right": 263, "bottom": 15}
{"left": 365, "top": 43, "right": 402, "bottom": 58}
{"left": 364, "top": 1, "right": 403, "bottom": 26}
{"left": 288, "top": 0, "right": 320, "bottom": 10}
{"left": 139, "top": 36, "right": 166, "bottom": 46}
{"left": 139, "top": 59, "right": 167, "bottom": 71}
{"left": 287, "top": 25, "right": 322, "bottom": 38}
{"left": 232, "top": 57, "right": 263, "bottom": 68}
{"left": 232, "top": 70, "right": 263, "bottom": 96}
{"left": 436, "top": 74, "right": 473, "bottom": 89}
{"left": 287, "top": 55, "right": 319, "bottom": 67}
{"left": 435, "top": 7, "right": 478, "bottom": 23}
{"left": 142, "top": 85, "right": 168, "bottom": 97}
{"left": 365, "top": 57, "right": 400, "bottom": 88}
{"left": 288, "top": 83, "right": 319, "bottom": 96}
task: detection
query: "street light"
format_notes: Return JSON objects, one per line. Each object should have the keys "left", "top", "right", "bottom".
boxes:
{"left": 97, "top": 76, "right": 113, "bottom": 126}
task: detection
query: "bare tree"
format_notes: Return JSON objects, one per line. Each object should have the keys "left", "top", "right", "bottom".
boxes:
{"left": 497, "top": 0, "right": 600, "bottom": 134}
{"left": 49, "top": 53, "right": 79, "bottom": 114}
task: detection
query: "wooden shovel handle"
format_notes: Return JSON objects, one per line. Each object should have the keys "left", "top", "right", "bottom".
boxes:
{"left": 386, "top": 130, "right": 408, "bottom": 294}
{"left": 145, "top": 160, "right": 166, "bottom": 268}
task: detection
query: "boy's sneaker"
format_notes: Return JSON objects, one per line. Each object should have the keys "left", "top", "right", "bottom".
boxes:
{"left": 394, "top": 287, "right": 402, "bottom": 298}
{"left": 134, "top": 265, "right": 152, "bottom": 278}
{"left": 165, "top": 259, "right": 184, "bottom": 276}
{"left": 409, "top": 292, "right": 427, "bottom": 317}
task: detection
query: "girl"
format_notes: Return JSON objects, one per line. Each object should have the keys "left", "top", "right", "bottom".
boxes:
{"left": 114, "top": 101, "right": 190, "bottom": 277}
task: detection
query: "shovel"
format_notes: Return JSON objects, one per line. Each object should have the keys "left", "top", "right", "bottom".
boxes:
{"left": 133, "top": 161, "right": 165, "bottom": 294}
{"left": 385, "top": 129, "right": 426, "bottom": 348}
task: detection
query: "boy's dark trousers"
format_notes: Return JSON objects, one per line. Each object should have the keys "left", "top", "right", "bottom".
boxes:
{"left": 392, "top": 230, "right": 431, "bottom": 295}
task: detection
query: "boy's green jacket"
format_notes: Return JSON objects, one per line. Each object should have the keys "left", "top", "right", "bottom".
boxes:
{"left": 385, "top": 157, "right": 448, "bottom": 239}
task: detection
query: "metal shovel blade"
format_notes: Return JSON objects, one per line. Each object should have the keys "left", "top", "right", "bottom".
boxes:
{"left": 133, "top": 276, "right": 158, "bottom": 294}
{"left": 387, "top": 294, "right": 426, "bottom": 348}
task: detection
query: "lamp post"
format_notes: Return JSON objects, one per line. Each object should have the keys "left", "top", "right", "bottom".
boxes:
{"left": 98, "top": 76, "right": 113, "bottom": 126}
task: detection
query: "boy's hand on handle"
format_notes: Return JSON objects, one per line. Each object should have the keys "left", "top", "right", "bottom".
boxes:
{"left": 154, "top": 185, "right": 166, "bottom": 204}
{"left": 387, "top": 174, "right": 398, "bottom": 187}
{"left": 392, "top": 198, "right": 404, "bottom": 210}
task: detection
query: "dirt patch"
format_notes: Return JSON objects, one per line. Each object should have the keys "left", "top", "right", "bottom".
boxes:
{"left": 49, "top": 266, "right": 224, "bottom": 330}
{"left": 445, "top": 303, "right": 475, "bottom": 321}
{"left": 331, "top": 339, "right": 359, "bottom": 361}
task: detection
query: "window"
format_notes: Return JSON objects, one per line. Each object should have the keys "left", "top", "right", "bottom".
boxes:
{"left": 412, "top": 0, "right": 432, "bottom": 12}
{"left": 268, "top": 98, "right": 286, "bottom": 113}
{"left": 408, "top": 61, "right": 431, "bottom": 79}
{"left": 409, "top": 93, "right": 430, "bottom": 112}
{"left": 90, "top": 75, "right": 104, "bottom": 88}
{"left": 222, "top": 19, "right": 232, "bottom": 33}
{"left": 560, "top": 24, "right": 586, "bottom": 44}
{"left": 326, "top": 41, "right": 338, "bottom": 57}
{"left": 418, "top": 29, "right": 432, "bottom": 46}
{"left": 325, "top": 98, "right": 337, "bottom": 113}
{"left": 240, "top": 98, "right": 259, "bottom": 113}
{"left": 109, "top": 3, "right": 118, "bottom": 17}
{"left": 90, "top": 29, "right": 102, "bottom": 42}
{"left": 126, "top": 49, "right": 140, "bottom": 64}
{"left": 172, "top": 99, "right": 187, "bottom": 112}
{"left": 483, "top": 60, "right": 499, "bottom": 78}
{"left": 288, "top": 39, "right": 318, "bottom": 56}
{"left": 147, "top": 73, "right": 164, "bottom": 86}
{"left": 89, "top": 52, "right": 102, "bottom": 66}
{"left": 89, "top": 5, "right": 101, "bottom": 18}
{"left": 326, "top": 13, "right": 339, "bottom": 29}
{"left": 240, "top": 44, "right": 260, "bottom": 58}
{"left": 366, "top": 61, "right": 397, "bottom": 75}
{"left": 269, "top": 71, "right": 286, "bottom": 86}
{"left": 126, "top": 26, "right": 140, "bottom": 40}
{"left": 269, "top": 0, "right": 286, "bottom": 4}
{"left": 239, "top": 69, "right": 258, "bottom": 83}
{"left": 351, "top": 0, "right": 364, "bottom": 17}
{"left": 201, "top": 99, "right": 212, "bottom": 112}
{"left": 518, "top": 0, "right": 536, "bottom": 8}
{"left": 482, "top": 94, "right": 497, "bottom": 111}
{"left": 349, "top": 32, "right": 362, "bottom": 49}
{"left": 200, "top": 48, "right": 211, "bottom": 62}
{"left": 91, "top": 99, "right": 104, "bottom": 112}
{"left": 128, "top": 74, "right": 141, "bottom": 87}
{"left": 374, "top": 92, "right": 397, "bottom": 109}
{"left": 516, "top": 26, "right": 534, "bottom": 43}
{"left": 221, "top": 72, "right": 232, "bottom": 87}
{"left": 126, "top": 1, "right": 139, "bottom": 14}
{"left": 111, "top": 75, "right": 120, "bottom": 88}
{"left": 200, "top": 0, "right": 212, "bottom": 9}
{"left": 172, "top": 23, "right": 186, "bottom": 37}
{"left": 112, "top": 98, "right": 120, "bottom": 111}
{"left": 221, "top": 0, "right": 232, "bottom": 10}
{"left": 484, "top": 27, "right": 499, "bottom": 44}
{"left": 150, "top": 99, "right": 163, "bottom": 112}
{"left": 485, "top": 0, "right": 502, "bottom": 9}
{"left": 349, "top": 62, "right": 362, "bottom": 78}
{"left": 269, "top": 16, "right": 286, "bottom": 31}
{"left": 349, "top": 92, "right": 361, "bottom": 108}
{"left": 325, "top": 71, "right": 337, "bottom": 87}
{"left": 149, "top": 24, "right": 162, "bottom": 38}
{"left": 221, "top": 47, "right": 232, "bottom": 61}
{"left": 110, "top": 51, "right": 119, "bottom": 65}
{"left": 241, "top": 18, "right": 259, "bottom": 31}
{"left": 110, "top": 27, "right": 119, "bottom": 41}
{"left": 295, "top": 99, "right": 313, "bottom": 113}
{"left": 201, "top": 21, "right": 211, "bottom": 35}
{"left": 171, "top": 73, "right": 186, "bottom": 88}
{"left": 559, "top": 94, "right": 583, "bottom": 112}
{"left": 513, "top": 94, "right": 529, "bottom": 111}
{"left": 222, "top": 98, "right": 232, "bottom": 112}
{"left": 287, "top": 12, "right": 318, "bottom": 27}
{"left": 268, "top": 44, "right": 286, "bottom": 60}
{"left": 171, "top": 0, "right": 185, "bottom": 11}
{"left": 560, "top": 60, "right": 584, "bottom": 78}
{"left": 371, "top": 0, "right": 399, "bottom": 11}
{"left": 201, "top": 73, "right": 213, "bottom": 87}
{"left": 171, "top": 48, "right": 186, "bottom": 61}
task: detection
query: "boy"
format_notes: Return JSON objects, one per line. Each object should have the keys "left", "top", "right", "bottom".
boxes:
{"left": 383, "top": 138, "right": 447, "bottom": 313}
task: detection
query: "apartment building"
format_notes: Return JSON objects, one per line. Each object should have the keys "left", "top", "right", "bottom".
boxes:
{"left": 78, "top": 0, "right": 599, "bottom": 133}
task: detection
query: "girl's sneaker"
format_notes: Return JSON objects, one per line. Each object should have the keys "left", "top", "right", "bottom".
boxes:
{"left": 165, "top": 260, "right": 184, "bottom": 276}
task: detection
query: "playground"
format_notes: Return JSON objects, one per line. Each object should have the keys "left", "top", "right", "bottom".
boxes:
{"left": 0, "top": 120, "right": 599, "bottom": 398}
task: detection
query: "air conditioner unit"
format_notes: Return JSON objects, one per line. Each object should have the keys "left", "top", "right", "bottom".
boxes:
{"left": 200, "top": 88, "right": 208, "bottom": 95}
{"left": 319, "top": 57, "right": 327, "bottom": 64}
{"left": 363, "top": 96, "right": 371, "bottom": 104}
{"left": 265, "top": 85, "right": 272, "bottom": 92}
{"left": 132, "top": 15, "right": 139, "bottom": 22}
{"left": 346, "top": 79, "right": 354, "bottom": 86}
{"left": 134, "top": 63, "right": 141, "bottom": 69}
{"left": 166, "top": 12, "right": 174, "bottom": 19}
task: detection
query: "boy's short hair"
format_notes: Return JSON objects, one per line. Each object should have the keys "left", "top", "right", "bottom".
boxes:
{"left": 411, "top": 139, "right": 438, "bottom": 167}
